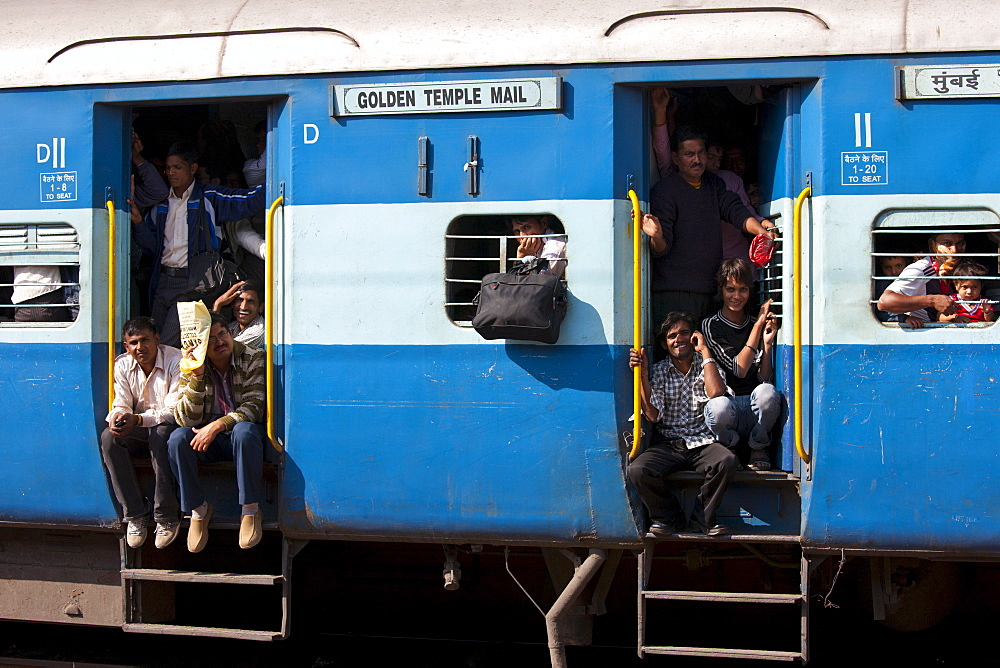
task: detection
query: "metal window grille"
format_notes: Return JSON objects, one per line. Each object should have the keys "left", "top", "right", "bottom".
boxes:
{"left": 445, "top": 220, "right": 567, "bottom": 326}
{"left": 0, "top": 223, "right": 81, "bottom": 324}
{"left": 871, "top": 226, "right": 1000, "bottom": 327}
{"left": 757, "top": 225, "right": 784, "bottom": 320}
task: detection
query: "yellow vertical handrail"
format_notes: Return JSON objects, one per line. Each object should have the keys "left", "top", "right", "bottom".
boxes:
{"left": 793, "top": 186, "right": 812, "bottom": 464}
{"left": 628, "top": 190, "right": 642, "bottom": 460}
{"left": 106, "top": 199, "right": 116, "bottom": 413}
{"left": 265, "top": 195, "right": 284, "bottom": 451}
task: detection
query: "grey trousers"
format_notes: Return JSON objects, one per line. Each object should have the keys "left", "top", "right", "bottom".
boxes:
{"left": 628, "top": 437, "right": 737, "bottom": 527}
{"left": 100, "top": 423, "right": 179, "bottom": 523}
{"left": 151, "top": 273, "right": 187, "bottom": 348}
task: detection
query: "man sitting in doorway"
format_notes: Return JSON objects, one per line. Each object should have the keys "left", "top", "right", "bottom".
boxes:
{"left": 627, "top": 312, "right": 738, "bottom": 536}
{"left": 100, "top": 316, "right": 182, "bottom": 549}
{"left": 168, "top": 313, "right": 271, "bottom": 553}
{"left": 701, "top": 259, "right": 781, "bottom": 471}
{"left": 213, "top": 280, "right": 265, "bottom": 349}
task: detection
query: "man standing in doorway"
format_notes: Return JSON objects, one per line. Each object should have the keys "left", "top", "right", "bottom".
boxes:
{"left": 641, "top": 126, "right": 776, "bottom": 326}
{"left": 131, "top": 142, "right": 266, "bottom": 347}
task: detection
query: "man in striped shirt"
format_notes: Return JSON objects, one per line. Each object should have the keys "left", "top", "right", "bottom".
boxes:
{"left": 167, "top": 313, "right": 271, "bottom": 553}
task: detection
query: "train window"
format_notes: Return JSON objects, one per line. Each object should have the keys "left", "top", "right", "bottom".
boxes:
{"left": 445, "top": 214, "right": 567, "bottom": 326}
{"left": 871, "top": 211, "right": 1000, "bottom": 327}
{"left": 0, "top": 223, "right": 81, "bottom": 325}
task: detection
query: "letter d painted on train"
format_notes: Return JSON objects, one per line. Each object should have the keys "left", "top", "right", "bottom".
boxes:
{"left": 303, "top": 124, "right": 320, "bottom": 144}
{"left": 37, "top": 138, "right": 66, "bottom": 168}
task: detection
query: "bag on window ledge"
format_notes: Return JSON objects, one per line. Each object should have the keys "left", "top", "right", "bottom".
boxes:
{"left": 472, "top": 261, "right": 568, "bottom": 344}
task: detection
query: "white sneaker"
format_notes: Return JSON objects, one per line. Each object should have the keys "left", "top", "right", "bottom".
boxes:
{"left": 126, "top": 516, "right": 149, "bottom": 548}
{"left": 154, "top": 520, "right": 180, "bottom": 549}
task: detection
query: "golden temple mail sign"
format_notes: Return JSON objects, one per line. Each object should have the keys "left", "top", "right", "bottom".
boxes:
{"left": 330, "top": 78, "right": 562, "bottom": 116}
{"left": 896, "top": 65, "right": 1000, "bottom": 99}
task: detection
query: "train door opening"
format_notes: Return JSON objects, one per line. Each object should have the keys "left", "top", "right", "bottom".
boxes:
{"left": 643, "top": 81, "right": 803, "bottom": 474}
{"left": 126, "top": 100, "right": 272, "bottom": 322}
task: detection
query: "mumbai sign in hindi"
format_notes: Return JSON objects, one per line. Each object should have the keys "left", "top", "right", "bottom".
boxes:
{"left": 897, "top": 65, "right": 1000, "bottom": 99}
{"left": 330, "top": 78, "right": 562, "bottom": 116}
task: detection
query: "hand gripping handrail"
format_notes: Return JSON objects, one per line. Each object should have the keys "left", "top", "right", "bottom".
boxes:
{"left": 793, "top": 186, "right": 812, "bottom": 464}
{"left": 266, "top": 195, "right": 284, "bottom": 451}
{"left": 628, "top": 190, "right": 642, "bottom": 461}
{"left": 106, "top": 199, "right": 116, "bottom": 413}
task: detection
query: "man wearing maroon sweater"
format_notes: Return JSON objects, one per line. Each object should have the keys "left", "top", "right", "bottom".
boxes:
{"left": 640, "top": 126, "right": 776, "bottom": 327}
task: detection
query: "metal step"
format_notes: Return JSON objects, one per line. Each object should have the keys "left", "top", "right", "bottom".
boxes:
{"left": 123, "top": 568, "right": 283, "bottom": 586}
{"left": 123, "top": 622, "right": 281, "bottom": 641}
{"left": 643, "top": 645, "right": 802, "bottom": 661}
{"left": 645, "top": 531, "right": 800, "bottom": 543}
{"left": 643, "top": 590, "right": 803, "bottom": 604}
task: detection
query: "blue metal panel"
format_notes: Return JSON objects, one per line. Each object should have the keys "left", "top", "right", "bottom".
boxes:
{"left": 280, "top": 344, "right": 639, "bottom": 543}
{"left": 0, "top": 343, "right": 118, "bottom": 525}
{"left": 817, "top": 53, "right": 1000, "bottom": 197}
{"left": 802, "top": 344, "right": 1000, "bottom": 552}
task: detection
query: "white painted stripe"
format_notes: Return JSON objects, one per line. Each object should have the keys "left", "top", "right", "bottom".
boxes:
{"left": 854, "top": 112, "right": 862, "bottom": 147}
{"left": 864, "top": 112, "right": 872, "bottom": 148}
{"left": 283, "top": 199, "right": 625, "bottom": 346}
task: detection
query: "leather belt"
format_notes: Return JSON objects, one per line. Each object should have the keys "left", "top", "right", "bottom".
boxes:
{"left": 160, "top": 265, "right": 188, "bottom": 278}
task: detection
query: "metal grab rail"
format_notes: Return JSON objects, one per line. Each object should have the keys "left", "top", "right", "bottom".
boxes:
{"left": 106, "top": 198, "right": 116, "bottom": 413}
{"left": 628, "top": 189, "right": 642, "bottom": 461}
{"left": 266, "top": 195, "right": 283, "bottom": 452}
{"left": 792, "top": 187, "right": 811, "bottom": 465}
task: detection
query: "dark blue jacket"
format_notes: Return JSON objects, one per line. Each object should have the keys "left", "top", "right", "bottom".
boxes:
{"left": 134, "top": 181, "right": 266, "bottom": 301}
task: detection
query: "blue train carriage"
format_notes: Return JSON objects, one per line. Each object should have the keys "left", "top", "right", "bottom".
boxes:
{"left": 0, "top": 0, "right": 998, "bottom": 661}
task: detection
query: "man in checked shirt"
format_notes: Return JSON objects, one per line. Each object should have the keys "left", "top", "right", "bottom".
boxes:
{"left": 627, "top": 312, "right": 738, "bottom": 536}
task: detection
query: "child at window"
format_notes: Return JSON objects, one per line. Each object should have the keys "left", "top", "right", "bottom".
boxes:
{"left": 938, "top": 261, "right": 995, "bottom": 323}
{"left": 876, "top": 255, "right": 929, "bottom": 327}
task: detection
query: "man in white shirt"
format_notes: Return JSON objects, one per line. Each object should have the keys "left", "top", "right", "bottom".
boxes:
{"left": 100, "top": 316, "right": 182, "bottom": 549}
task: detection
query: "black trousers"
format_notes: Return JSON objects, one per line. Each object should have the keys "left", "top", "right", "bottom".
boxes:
{"left": 628, "top": 436, "right": 737, "bottom": 527}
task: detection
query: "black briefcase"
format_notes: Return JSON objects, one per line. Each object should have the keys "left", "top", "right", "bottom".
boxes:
{"left": 472, "top": 263, "right": 568, "bottom": 344}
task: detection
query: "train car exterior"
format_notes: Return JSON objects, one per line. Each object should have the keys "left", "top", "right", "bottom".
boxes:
{"left": 1, "top": 0, "right": 998, "bottom": 662}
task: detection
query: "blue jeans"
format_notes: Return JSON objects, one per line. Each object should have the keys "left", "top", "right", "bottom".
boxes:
{"left": 167, "top": 422, "right": 267, "bottom": 512}
{"left": 704, "top": 383, "right": 781, "bottom": 451}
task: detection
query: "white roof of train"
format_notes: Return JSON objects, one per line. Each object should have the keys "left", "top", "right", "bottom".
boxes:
{"left": 2, "top": 0, "right": 995, "bottom": 89}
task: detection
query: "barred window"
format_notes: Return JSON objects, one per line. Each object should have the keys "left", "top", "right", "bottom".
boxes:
{"left": 445, "top": 214, "right": 567, "bottom": 326}
{"left": 871, "top": 210, "right": 1000, "bottom": 327}
{"left": 0, "top": 223, "right": 81, "bottom": 325}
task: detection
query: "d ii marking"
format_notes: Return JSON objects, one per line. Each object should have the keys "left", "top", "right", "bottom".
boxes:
{"left": 37, "top": 138, "right": 66, "bottom": 168}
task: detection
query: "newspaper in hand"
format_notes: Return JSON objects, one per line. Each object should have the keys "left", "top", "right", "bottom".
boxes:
{"left": 178, "top": 300, "right": 212, "bottom": 373}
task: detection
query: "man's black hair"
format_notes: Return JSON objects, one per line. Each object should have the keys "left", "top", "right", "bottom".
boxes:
{"left": 210, "top": 311, "right": 229, "bottom": 330}
{"left": 123, "top": 315, "right": 158, "bottom": 338}
{"left": 239, "top": 280, "right": 264, "bottom": 305}
{"left": 656, "top": 311, "right": 697, "bottom": 347}
{"left": 670, "top": 126, "right": 709, "bottom": 152}
{"left": 167, "top": 141, "right": 199, "bottom": 165}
